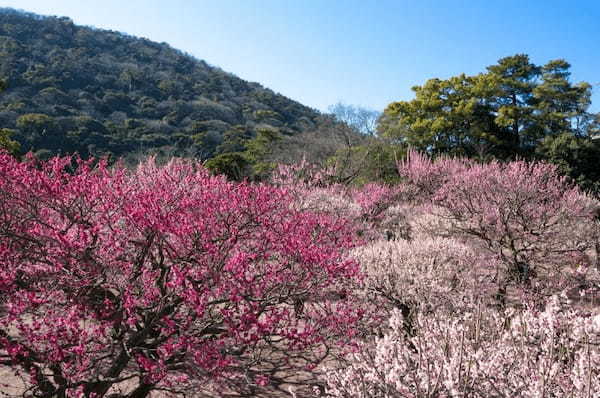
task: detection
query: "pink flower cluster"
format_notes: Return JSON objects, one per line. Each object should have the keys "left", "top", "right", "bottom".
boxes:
{"left": 0, "top": 153, "right": 363, "bottom": 397}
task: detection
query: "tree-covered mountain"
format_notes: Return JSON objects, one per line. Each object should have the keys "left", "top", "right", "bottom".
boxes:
{"left": 0, "top": 8, "right": 324, "bottom": 162}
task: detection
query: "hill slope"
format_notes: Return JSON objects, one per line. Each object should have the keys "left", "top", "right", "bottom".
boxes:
{"left": 0, "top": 8, "right": 321, "bottom": 160}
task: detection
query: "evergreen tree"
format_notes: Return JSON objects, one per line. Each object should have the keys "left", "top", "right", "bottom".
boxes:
{"left": 486, "top": 54, "right": 540, "bottom": 152}
{"left": 380, "top": 54, "right": 595, "bottom": 160}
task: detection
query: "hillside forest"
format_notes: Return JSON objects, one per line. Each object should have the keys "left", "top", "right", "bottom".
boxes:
{"left": 1, "top": 7, "right": 600, "bottom": 398}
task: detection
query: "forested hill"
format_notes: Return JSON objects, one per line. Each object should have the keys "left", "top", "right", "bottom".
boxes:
{"left": 0, "top": 8, "right": 321, "bottom": 161}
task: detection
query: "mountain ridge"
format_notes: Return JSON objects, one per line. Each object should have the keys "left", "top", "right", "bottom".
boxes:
{"left": 0, "top": 7, "right": 323, "bottom": 161}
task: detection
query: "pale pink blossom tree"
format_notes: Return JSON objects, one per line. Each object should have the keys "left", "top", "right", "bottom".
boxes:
{"left": 352, "top": 236, "right": 487, "bottom": 340}
{"left": 399, "top": 151, "right": 598, "bottom": 304}
{"left": 325, "top": 296, "right": 600, "bottom": 397}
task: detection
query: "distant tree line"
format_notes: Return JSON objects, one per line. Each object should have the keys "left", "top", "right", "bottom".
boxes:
{"left": 329, "top": 55, "right": 600, "bottom": 194}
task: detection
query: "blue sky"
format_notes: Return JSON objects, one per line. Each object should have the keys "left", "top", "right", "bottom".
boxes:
{"left": 1, "top": 0, "right": 599, "bottom": 113}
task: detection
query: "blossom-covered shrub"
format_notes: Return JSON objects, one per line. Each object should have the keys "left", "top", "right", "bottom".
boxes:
{"left": 355, "top": 236, "right": 484, "bottom": 318}
{"left": 0, "top": 153, "right": 363, "bottom": 397}
{"left": 272, "top": 159, "right": 359, "bottom": 217}
{"left": 326, "top": 296, "right": 600, "bottom": 397}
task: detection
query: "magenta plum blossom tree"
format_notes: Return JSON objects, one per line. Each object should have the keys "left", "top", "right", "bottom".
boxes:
{"left": 0, "top": 153, "right": 363, "bottom": 397}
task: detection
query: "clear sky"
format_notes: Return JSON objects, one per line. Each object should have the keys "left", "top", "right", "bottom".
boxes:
{"left": 1, "top": 0, "right": 599, "bottom": 113}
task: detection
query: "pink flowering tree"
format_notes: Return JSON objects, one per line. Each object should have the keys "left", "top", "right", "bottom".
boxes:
{"left": 399, "top": 151, "right": 598, "bottom": 304}
{"left": 0, "top": 153, "right": 363, "bottom": 397}
{"left": 396, "top": 151, "right": 468, "bottom": 202}
{"left": 272, "top": 161, "right": 409, "bottom": 241}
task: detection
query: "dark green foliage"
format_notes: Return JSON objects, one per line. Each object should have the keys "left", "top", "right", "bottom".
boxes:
{"left": 243, "top": 128, "right": 282, "bottom": 179}
{"left": 204, "top": 152, "right": 250, "bottom": 181}
{"left": 0, "top": 80, "right": 17, "bottom": 155}
{"left": 0, "top": 127, "right": 19, "bottom": 155}
{"left": 536, "top": 133, "right": 600, "bottom": 195}
{"left": 329, "top": 138, "right": 405, "bottom": 185}
{"left": 203, "top": 127, "right": 281, "bottom": 181}
{"left": 379, "top": 54, "right": 595, "bottom": 160}
{"left": 379, "top": 73, "right": 504, "bottom": 158}
{"left": 0, "top": 8, "right": 319, "bottom": 160}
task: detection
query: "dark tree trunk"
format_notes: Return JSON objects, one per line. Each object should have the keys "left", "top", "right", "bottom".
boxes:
{"left": 127, "top": 383, "right": 155, "bottom": 398}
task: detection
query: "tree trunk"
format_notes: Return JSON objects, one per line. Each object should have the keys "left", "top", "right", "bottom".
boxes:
{"left": 127, "top": 383, "right": 155, "bottom": 398}
{"left": 512, "top": 92, "right": 520, "bottom": 149}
